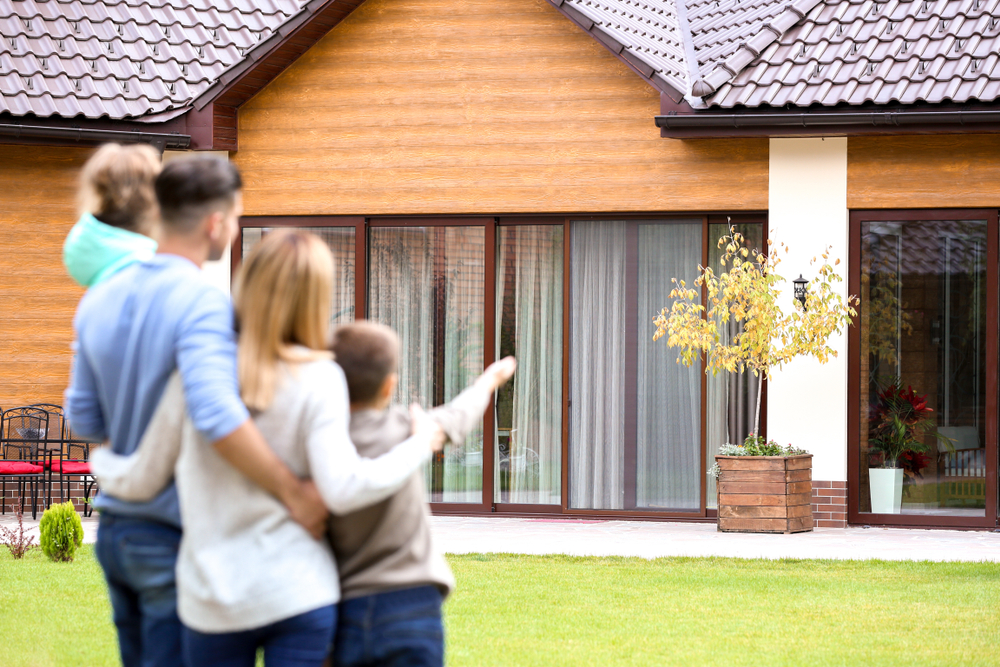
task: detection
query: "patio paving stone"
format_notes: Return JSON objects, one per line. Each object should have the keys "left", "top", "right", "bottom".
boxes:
{"left": 2, "top": 514, "right": 997, "bottom": 562}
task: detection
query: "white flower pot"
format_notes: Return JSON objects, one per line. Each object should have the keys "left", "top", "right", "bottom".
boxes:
{"left": 869, "top": 467, "right": 903, "bottom": 514}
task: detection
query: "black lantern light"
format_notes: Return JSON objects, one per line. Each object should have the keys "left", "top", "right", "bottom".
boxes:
{"left": 793, "top": 274, "right": 808, "bottom": 310}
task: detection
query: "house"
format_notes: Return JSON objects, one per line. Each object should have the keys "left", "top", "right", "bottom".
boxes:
{"left": 1, "top": 0, "right": 997, "bottom": 529}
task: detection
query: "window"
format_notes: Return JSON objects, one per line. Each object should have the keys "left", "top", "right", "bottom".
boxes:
{"left": 368, "top": 225, "right": 485, "bottom": 504}
{"left": 494, "top": 225, "right": 563, "bottom": 505}
{"left": 242, "top": 225, "right": 356, "bottom": 325}
{"left": 240, "top": 214, "right": 766, "bottom": 517}
{"left": 850, "top": 210, "right": 998, "bottom": 528}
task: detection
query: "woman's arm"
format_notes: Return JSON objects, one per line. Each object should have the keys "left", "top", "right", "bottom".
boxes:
{"left": 89, "top": 373, "right": 184, "bottom": 502}
{"left": 305, "top": 363, "right": 443, "bottom": 515}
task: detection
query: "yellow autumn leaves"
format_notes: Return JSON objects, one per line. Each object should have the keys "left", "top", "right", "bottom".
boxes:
{"left": 653, "top": 227, "right": 860, "bottom": 383}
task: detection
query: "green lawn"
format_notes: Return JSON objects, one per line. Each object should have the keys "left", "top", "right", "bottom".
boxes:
{"left": 2, "top": 547, "right": 998, "bottom": 666}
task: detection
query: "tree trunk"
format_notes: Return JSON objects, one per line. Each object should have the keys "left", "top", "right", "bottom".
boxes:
{"left": 752, "top": 370, "right": 765, "bottom": 440}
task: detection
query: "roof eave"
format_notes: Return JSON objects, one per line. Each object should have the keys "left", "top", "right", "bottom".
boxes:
{"left": 656, "top": 107, "right": 1000, "bottom": 138}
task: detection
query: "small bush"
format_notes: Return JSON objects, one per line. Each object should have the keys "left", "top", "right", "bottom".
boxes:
{"left": 0, "top": 507, "right": 37, "bottom": 559}
{"left": 40, "top": 502, "right": 84, "bottom": 562}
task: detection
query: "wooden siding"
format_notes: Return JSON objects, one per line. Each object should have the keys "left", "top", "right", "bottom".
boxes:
{"left": 849, "top": 135, "right": 1000, "bottom": 209}
{"left": 234, "top": 0, "right": 768, "bottom": 215}
{"left": 0, "top": 145, "right": 88, "bottom": 408}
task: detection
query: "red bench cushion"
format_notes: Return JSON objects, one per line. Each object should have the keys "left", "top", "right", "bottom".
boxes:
{"left": 0, "top": 462, "right": 44, "bottom": 474}
{"left": 49, "top": 461, "right": 92, "bottom": 474}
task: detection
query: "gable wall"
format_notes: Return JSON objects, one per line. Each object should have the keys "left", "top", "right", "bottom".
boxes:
{"left": 0, "top": 145, "right": 88, "bottom": 409}
{"left": 849, "top": 135, "right": 1000, "bottom": 209}
{"left": 233, "top": 0, "right": 768, "bottom": 215}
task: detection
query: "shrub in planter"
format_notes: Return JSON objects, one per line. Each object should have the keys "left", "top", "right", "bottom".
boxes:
{"left": 40, "top": 501, "right": 84, "bottom": 562}
{"left": 655, "top": 225, "right": 858, "bottom": 532}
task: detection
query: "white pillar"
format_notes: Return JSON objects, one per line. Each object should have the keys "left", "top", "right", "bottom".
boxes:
{"left": 161, "top": 150, "right": 233, "bottom": 296}
{"left": 767, "top": 138, "right": 849, "bottom": 482}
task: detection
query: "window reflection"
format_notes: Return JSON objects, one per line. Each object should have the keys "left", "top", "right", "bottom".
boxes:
{"left": 859, "top": 220, "right": 987, "bottom": 516}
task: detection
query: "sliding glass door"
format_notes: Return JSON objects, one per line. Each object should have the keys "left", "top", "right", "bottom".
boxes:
{"left": 240, "top": 214, "right": 769, "bottom": 519}
{"left": 568, "top": 220, "right": 703, "bottom": 511}
{"left": 850, "top": 210, "right": 998, "bottom": 528}
{"left": 494, "top": 225, "right": 563, "bottom": 505}
{"left": 368, "top": 225, "right": 485, "bottom": 504}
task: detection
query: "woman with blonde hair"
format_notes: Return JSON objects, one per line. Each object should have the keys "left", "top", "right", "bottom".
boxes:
{"left": 63, "top": 142, "right": 161, "bottom": 287}
{"left": 92, "top": 229, "right": 444, "bottom": 667}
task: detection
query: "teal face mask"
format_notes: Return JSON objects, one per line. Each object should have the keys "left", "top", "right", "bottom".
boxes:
{"left": 63, "top": 213, "right": 158, "bottom": 287}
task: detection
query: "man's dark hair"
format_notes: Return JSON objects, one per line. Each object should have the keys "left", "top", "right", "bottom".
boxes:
{"left": 155, "top": 156, "right": 242, "bottom": 232}
{"left": 331, "top": 321, "right": 400, "bottom": 404}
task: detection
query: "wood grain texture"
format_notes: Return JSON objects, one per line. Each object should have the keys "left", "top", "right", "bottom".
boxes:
{"left": 849, "top": 135, "right": 1000, "bottom": 209}
{"left": 234, "top": 0, "right": 768, "bottom": 215}
{"left": 0, "top": 145, "right": 88, "bottom": 409}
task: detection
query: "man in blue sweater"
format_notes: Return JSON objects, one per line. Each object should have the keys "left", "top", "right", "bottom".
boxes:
{"left": 66, "top": 157, "right": 327, "bottom": 667}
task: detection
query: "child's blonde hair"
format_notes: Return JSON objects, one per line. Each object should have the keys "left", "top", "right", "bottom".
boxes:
{"left": 78, "top": 143, "right": 161, "bottom": 234}
{"left": 234, "top": 229, "right": 334, "bottom": 411}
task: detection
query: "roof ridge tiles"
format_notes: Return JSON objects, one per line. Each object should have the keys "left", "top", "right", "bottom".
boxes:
{"left": 690, "top": 0, "right": 827, "bottom": 101}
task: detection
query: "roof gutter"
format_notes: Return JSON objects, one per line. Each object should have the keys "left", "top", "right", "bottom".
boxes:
{"left": 0, "top": 123, "right": 191, "bottom": 149}
{"left": 656, "top": 108, "right": 1000, "bottom": 137}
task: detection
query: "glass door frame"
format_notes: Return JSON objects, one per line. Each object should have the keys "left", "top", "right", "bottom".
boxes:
{"left": 368, "top": 216, "right": 496, "bottom": 515}
{"left": 237, "top": 212, "right": 769, "bottom": 521}
{"left": 847, "top": 208, "right": 1000, "bottom": 529}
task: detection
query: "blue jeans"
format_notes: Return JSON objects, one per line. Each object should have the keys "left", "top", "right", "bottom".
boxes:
{"left": 183, "top": 604, "right": 336, "bottom": 667}
{"left": 95, "top": 513, "right": 183, "bottom": 667}
{"left": 333, "top": 586, "right": 444, "bottom": 667}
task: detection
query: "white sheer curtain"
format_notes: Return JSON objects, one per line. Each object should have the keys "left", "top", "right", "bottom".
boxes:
{"left": 495, "top": 226, "right": 562, "bottom": 505}
{"left": 636, "top": 223, "right": 701, "bottom": 510}
{"left": 368, "top": 226, "right": 483, "bottom": 504}
{"left": 242, "top": 226, "right": 356, "bottom": 325}
{"left": 441, "top": 227, "right": 484, "bottom": 503}
{"left": 569, "top": 221, "right": 626, "bottom": 509}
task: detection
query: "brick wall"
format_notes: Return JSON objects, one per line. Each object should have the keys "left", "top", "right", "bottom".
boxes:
{"left": 2, "top": 478, "right": 94, "bottom": 517}
{"left": 812, "top": 481, "right": 848, "bottom": 527}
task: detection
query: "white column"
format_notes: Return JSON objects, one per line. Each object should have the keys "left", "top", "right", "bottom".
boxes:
{"left": 767, "top": 138, "right": 849, "bottom": 482}
{"left": 161, "top": 150, "right": 233, "bottom": 296}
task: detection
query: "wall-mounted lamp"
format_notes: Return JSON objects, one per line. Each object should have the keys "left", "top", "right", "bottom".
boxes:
{"left": 793, "top": 274, "right": 808, "bottom": 310}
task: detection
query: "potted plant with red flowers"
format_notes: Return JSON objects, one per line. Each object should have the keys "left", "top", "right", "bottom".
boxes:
{"left": 655, "top": 226, "right": 858, "bottom": 533}
{"left": 867, "top": 380, "right": 943, "bottom": 514}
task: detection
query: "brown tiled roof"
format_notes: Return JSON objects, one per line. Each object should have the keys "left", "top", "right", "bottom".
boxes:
{"left": 0, "top": 0, "right": 308, "bottom": 120}
{"left": 551, "top": 0, "right": 1000, "bottom": 110}
{"left": 706, "top": 0, "right": 1000, "bottom": 108}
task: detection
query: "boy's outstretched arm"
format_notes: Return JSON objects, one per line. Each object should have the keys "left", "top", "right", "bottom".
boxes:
{"left": 429, "top": 357, "right": 516, "bottom": 445}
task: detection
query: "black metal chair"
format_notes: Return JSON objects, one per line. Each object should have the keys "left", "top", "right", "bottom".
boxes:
{"left": 31, "top": 403, "right": 98, "bottom": 516}
{"left": 0, "top": 407, "right": 50, "bottom": 519}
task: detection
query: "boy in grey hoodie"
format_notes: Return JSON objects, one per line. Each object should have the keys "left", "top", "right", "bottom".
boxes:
{"left": 328, "top": 321, "right": 515, "bottom": 667}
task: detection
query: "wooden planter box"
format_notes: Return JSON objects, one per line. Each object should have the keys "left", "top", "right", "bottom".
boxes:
{"left": 716, "top": 454, "right": 813, "bottom": 534}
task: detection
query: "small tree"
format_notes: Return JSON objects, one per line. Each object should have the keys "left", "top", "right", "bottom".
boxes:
{"left": 653, "top": 226, "right": 859, "bottom": 442}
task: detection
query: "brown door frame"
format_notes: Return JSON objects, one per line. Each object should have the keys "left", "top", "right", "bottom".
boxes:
{"left": 847, "top": 208, "right": 999, "bottom": 529}
{"left": 237, "top": 212, "right": 769, "bottom": 522}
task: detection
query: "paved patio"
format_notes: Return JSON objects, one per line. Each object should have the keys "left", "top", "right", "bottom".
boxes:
{"left": 2, "top": 512, "right": 998, "bottom": 562}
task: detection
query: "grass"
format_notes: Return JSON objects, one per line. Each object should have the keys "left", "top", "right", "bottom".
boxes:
{"left": 0, "top": 546, "right": 116, "bottom": 667}
{"left": 445, "top": 554, "right": 1000, "bottom": 667}
{"left": 1, "top": 548, "right": 998, "bottom": 666}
